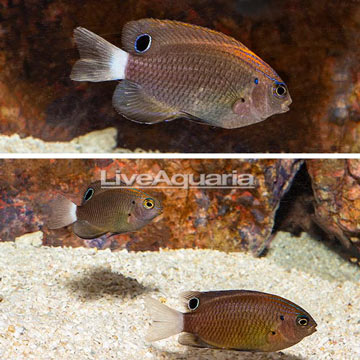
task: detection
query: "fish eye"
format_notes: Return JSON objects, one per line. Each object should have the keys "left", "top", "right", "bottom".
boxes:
{"left": 84, "top": 188, "right": 94, "bottom": 201}
{"left": 135, "top": 34, "right": 152, "bottom": 53}
{"left": 254, "top": 78, "right": 259, "bottom": 85}
{"left": 273, "top": 82, "right": 287, "bottom": 98}
{"left": 188, "top": 297, "right": 199, "bottom": 311}
{"left": 296, "top": 315, "right": 309, "bottom": 326}
{"left": 143, "top": 198, "right": 155, "bottom": 209}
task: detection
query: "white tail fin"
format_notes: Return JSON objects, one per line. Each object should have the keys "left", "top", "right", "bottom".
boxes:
{"left": 48, "top": 195, "right": 77, "bottom": 229}
{"left": 145, "top": 297, "right": 183, "bottom": 342}
{"left": 70, "top": 27, "right": 129, "bottom": 82}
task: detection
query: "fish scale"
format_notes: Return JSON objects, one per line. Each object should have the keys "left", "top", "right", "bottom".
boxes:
{"left": 198, "top": 299, "right": 266, "bottom": 347}
{"left": 176, "top": 290, "right": 317, "bottom": 351}
{"left": 78, "top": 191, "right": 136, "bottom": 229}
{"left": 127, "top": 48, "right": 245, "bottom": 102}
{"left": 71, "top": 19, "right": 292, "bottom": 128}
{"left": 126, "top": 55, "right": 244, "bottom": 124}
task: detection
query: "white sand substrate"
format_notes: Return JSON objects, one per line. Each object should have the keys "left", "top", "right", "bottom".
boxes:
{"left": 0, "top": 231, "right": 359, "bottom": 360}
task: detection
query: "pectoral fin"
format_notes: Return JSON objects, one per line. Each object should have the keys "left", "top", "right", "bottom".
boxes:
{"left": 112, "top": 80, "right": 180, "bottom": 124}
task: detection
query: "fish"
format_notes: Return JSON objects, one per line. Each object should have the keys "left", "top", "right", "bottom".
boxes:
{"left": 145, "top": 290, "right": 317, "bottom": 352}
{"left": 70, "top": 19, "right": 292, "bottom": 129}
{"left": 47, "top": 180, "right": 163, "bottom": 239}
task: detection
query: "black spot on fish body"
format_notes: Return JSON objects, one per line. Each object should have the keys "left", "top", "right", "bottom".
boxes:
{"left": 84, "top": 188, "right": 94, "bottom": 202}
{"left": 280, "top": 315, "right": 284, "bottom": 321}
{"left": 188, "top": 297, "right": 200, "bottom": 311}
{"left": 135, "top": 34, "right": 151, "bottom": 53}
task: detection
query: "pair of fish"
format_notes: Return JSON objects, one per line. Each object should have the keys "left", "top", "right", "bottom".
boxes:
{"left": 48, "top": 180, "right": 162, "bottom": 238}
{"left": 47, "top": 185, "right": 316, "bottom": 353}
{"left": 71, "top": 18, "right": 292, "bottom": 129}
{"left": 146, "top": 290, "right": 317, "bottom": 352}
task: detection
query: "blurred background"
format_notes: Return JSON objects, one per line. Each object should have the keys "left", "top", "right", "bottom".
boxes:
{"left": 0, "top": 0, "right": 359, "bottom": 152}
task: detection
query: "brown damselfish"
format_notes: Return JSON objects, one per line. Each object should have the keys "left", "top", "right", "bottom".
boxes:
{"left": 71, "top": 19, "right": 292, "bottom": 129}
{"left": 48, "top": 180, "right": 163, "bottom": 239}
{"left": 146, "top": 290, "right": 317, "bottom": 352}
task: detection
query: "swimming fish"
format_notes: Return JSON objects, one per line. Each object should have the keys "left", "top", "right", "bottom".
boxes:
{"left": 145, "top": 290, "right": 317, "bottom": 352}
{"left": 48, "top": 180, "right": 163, "bottom": 239}
{"left": 70, "top": 19, "right": 292, "bottom": 129}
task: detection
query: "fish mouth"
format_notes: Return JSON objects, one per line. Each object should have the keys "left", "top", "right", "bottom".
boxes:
{"left": 281, "top": 101, "right": 291, "bottom": 113}
{"left": 281, "top": 105, "right": 289, "bottom": 112}
{"left": 309, "top": 324, "right": 317, "bottom": 335}
{"left": 282, "top": 96, "right": 293, "bottom": 112}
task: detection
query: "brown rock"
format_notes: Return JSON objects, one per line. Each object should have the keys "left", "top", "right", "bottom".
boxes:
{"left": 0, "top": 159, "right": 302, "bottom": 255}
{"left": 307, "top": 159, "right": 360, "bottom": 256}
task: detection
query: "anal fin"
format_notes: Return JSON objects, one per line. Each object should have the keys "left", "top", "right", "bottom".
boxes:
{"left": 112, "top": 80, "right": 180, "bottom": 124}
{"left": 73, "top": 220, "right": 107, "bottom": 239}
{"left": 178, "top": 333, "right": 216, "bottom": 349}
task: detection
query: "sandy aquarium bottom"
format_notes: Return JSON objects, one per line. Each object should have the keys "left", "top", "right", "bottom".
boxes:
{"left": 0, "top": 159, "right": 360, "bottom": 360}
{"left": 0, "top": 232, "right": 359, "bottom": 360}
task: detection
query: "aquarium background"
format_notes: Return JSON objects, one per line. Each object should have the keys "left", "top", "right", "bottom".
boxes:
{"left": 1, "top": 0, "right": 359, "bottom": 152}
{"left": 0, "top": 158, "right": 359, "bottom": 263}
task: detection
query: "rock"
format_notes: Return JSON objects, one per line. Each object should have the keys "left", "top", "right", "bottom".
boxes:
{"left": 0, "top": 128, "right": 118, "bottom": 153}
{"left": 0, "top": 159, "right": 302, "bottom": 255}
{"left": 307, "top": 159, "right": 360, "bottom": 257}
{"left": 15, "top": 231, "right": 44, "bottom": 248}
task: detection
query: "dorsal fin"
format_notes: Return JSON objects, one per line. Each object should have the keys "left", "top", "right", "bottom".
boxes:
{"left": 80, "top": 179, "right": 130, "bottom": 205}
{"left": 180, "top": 291, "right": 202, "bottom": 310}
{"left": 121, "top": 18, "right": 244, "bottom": 55}
{"left": 121, "top": 18, "right": 281, "bottom": 82}
{"left": 80, "top": 180, "right": 107, "bottom": 205}
{"left": 181, "top": 290, "right": 262, "bottom": 311}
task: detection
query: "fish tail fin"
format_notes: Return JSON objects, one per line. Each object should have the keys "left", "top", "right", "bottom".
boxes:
{"left": 70, "top": 27, "right": 129, "bottom": 82}
{"left": 145, "top": 297, "right": 184, "bottom": 342}
{"left": 48, "top": 195, "right": 77, "bottom": 229}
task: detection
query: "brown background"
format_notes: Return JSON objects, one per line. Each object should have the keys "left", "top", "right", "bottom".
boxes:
{"left": 1, "top": 0, "right": 359, "bottom": 152}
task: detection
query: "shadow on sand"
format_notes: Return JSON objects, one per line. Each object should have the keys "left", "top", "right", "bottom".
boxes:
{"left": 148, "top": 345, "right": 306, "bottom": 360}
{"left": 66, "top": 267, "right": 156, "bottom": 300}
